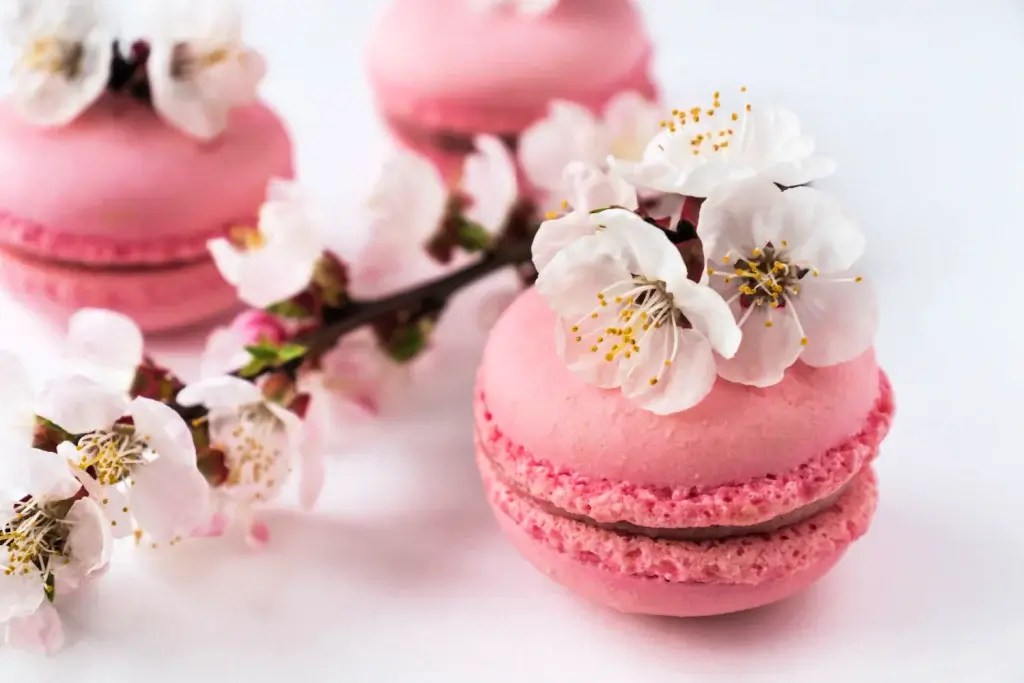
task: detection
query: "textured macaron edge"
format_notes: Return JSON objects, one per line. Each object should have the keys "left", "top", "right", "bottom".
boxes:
{"left": 475, "top": 371, "right": 893, "bottom": 530}
{"left": 0, "top": 212, "right": 250, "bottom": 266}
{"left": 480, "top": 452, "right": 879, "bottom": 586}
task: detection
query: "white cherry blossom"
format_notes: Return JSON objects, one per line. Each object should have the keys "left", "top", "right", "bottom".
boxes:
{"left": 520, "top": 92, "right": 661, "bottom": 209}
{"left": 0, "top": 445, "right": 110, "bottom": 651}
{"left": 462, "top": 134, "right": 518, "bottom": 236}
{"left": 177, "top": 377, "right": 322, "bottom": 528}
{"left": 611, "top": 88, "right": 836, "bottom": 198}
{"left": 146, "top": 0, "right": 265, "bottom": 139}
{"left": 34, "top": 378, "right": 210, "bottom": 543}
{"left": 0, "top": 351, "right": 37, "bottom": 446}
{"left": 209, "top": 180, "right": 327, "bottom": 309}
{"left": 699, "top": 178, "right": 877, "bottom": 386}
{"left": 536, "top": 209, "right": 741, "bottom": 414}
{"left": 2, "top": 0, "right": 114, "bottom": 126}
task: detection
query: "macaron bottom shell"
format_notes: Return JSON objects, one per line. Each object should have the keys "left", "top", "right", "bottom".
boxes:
{"left": 0, "top": 246, "right": 238, "bottom": 333}
{"left": 478, "top": 451, "right": 879, "bottom": 618}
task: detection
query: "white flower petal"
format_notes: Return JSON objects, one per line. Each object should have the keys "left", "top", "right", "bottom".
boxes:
{"left": 602, "top": 91, "right": 663, "bottom": 163}
{"left": 563, "top": 162, "right": 638, "bottom": 213}
{"left": 234, "top": 246, "right": 318, "bottom": 309}
{"left": 4, "top": 600, "right": 64, "bottom": 655}
{"left": 536, "top": 232, "right": 632, "bottom": 319}
{"left": 0, "top": 549, "right": 45, "bottom": 622}
{"left": 599, "top": 210, "right": 688, "bottom": 286}
{"left": 6, "top": 0, "right": 114, "bottom": 127}
{"left": 698, "top": 177, "right": 781, "bottom": 262}
{"left": 667, "top": 277, "right": 742, "bottom": 359}
{"left": 178, "top": 376, "right": 263, "bottom": 411}
{"left": 625, "top": 328, "right": 717, "bottom": 415}
{"left": 208, "top": 238, "right": 243, "bottom": 286}
{"left": 128, "top": 398, "right": 196, "bottom": 466}
{"left": 64, "top": 496, "right": 112, "bottom": 575}
{"left": 11, "top": 446, "right": 80, "bottom": 504}
{"left": 715, "top": 302, "right": 804, "bottom": 387}
{"left": 463, "top": 135, "right": 518, "bottom": 235}
{"left": 520, "top": 101, "right": 607, "bottom": 198}
{"left": 791, "top": 275, "right": 878, "bottom": 367}
{"left": 760, "top": 187, "right": 865, "bottom": 273}
{"left": 129, "top": 456, "right": 210, "bottom": 543}
{"left": 146, "top": 0, "right": 265, "bottom": 140}
{"left": 365, "top": 150, "right": 447, "bottom": 248}
{"left": 531, "top": 212, "right": 601, "bottom": 274}
{"left": 66, "top": 309, "right": 144, "bottom": 392}
{"left": 34, "top": 376, "right": 128, "bottom": 435}
{"left": 0, "top": 351, "right": 36, "bottom": 445}
{"left": 65, "top": 461, "right": 132, "bottom": 539}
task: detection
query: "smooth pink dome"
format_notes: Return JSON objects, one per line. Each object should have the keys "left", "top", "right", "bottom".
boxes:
{"left": 366, "top": 0, "right": 657, "bottom": 134}
{"left": 0, "top": 98, "right": 294, "bottom": 265}
{"left": 479, "top": 288, "right": 882, "bottom": 490}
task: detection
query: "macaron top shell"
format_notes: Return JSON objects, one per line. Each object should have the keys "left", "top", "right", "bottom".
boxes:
{"left": 479, "top": 289, "right": 883, "bottom": 491}
{"left": 367, "top": 0, "right": 656, "bottom": 133}
{"left": 0, "top": 98, "right": 293, "bottom": 265}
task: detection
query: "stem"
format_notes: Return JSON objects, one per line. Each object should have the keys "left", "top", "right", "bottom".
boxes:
{"left": 298, "top": 237, "right": 533, "bottom": 359}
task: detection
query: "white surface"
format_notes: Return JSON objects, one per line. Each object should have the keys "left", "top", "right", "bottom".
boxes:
{"left": 2, "top": 1, "right": 1023, "bottom": 681}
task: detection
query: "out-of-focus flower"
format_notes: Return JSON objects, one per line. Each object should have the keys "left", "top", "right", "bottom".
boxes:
{"left": 699, "top": 178, "right": 876, "bottom": 386}
{"left": 64, "top": 309, "right": 144, "bottom": 393}
{"left": 611, "top": 88, "right": 835, "bottom": 198}
{"left": 201, "top": 310, "right": 289, "bottom": 378}
{"left": 177, "top": 377, "right": 321, "bottom": 546}
{"left": 520, "top": 92, "right": 661, "bottom": 209}
{"left": 210, "top": 180, "right": 327, "bottom": 308}
{"left": 532, "top": 163, "right": 638, "bottom": 273}
{"left": 2, "top": 0, "right": 114, "bottom": 126}
{"left": 146, "top": 0, "right": 265, "bottom": 139}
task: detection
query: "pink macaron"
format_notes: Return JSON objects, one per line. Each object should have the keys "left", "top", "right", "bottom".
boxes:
{"left": 0, "top": 97, "right": 293, "bottom": 332}
{"left": 366, "top": 0, "right": 658, "bottom": 179}
{"left": 475, "top": 288, "right": 895, "bottom": 617}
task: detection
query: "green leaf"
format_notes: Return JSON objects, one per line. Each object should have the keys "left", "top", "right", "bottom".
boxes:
{"left": 267, "top": 300, "right": 311, "bottom": 319}
{"left": 278, "top": 344, "right": 308, "bottom": 364}
{"left": 245, "top": 343, "right": 280, "bottom": 361}
{"left": 239, "top": 357, "right": 269, "bottom": 378}
{"left": 456, "top": 220, "right": 493, "bottom": 253}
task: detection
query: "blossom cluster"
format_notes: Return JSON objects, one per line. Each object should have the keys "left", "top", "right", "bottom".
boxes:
{"left": 530, "top": 87, "right": 877, "bottom": 413}
{"left": 2, "top": 0, "right": 265, "bottom": 139}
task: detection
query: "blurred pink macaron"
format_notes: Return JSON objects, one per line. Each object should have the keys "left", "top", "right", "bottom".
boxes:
{"left": 475, "top": 289, "right": 895, "bottom": 617}
{"left": 366, "top": 0, "right": 657, "bottom": 179}
{"left": 0, "top": 98, "right": 293, "bottom": 332}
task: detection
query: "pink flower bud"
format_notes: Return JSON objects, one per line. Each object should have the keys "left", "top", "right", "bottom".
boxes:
{"left": 228, "top": 310, "right": 287, "bottom": 346}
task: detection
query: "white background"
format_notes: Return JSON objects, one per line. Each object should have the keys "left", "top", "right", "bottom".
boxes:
{"left": 2, "top": 1, "right": 1023, "bottom": 681}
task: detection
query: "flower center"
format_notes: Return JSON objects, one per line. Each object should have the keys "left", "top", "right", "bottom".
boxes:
{"left": 718, "top": 243, "right": 804, "bottom": 309}
{"left": 23, "top": 37, "right": 84, "bottom": 78}
{"left": 219, "top": 406, "right": 287, "bottom": 499}
{"left": 1, "top": 498, "right": 67, "bottom": 579}
{"left": 660, "top": 86, "right": 753, "bottom": 157}
{"left": 571, "top": 277, "right": 681, "bottom": 386}
{"left": 76, "top": 428, "right": 148, "bottom": 486}
{"left": 228, "top": 225, "right": 266, "bottom": 251}
{"left": 170, "top": 43, "right": 238, "bottom": 80}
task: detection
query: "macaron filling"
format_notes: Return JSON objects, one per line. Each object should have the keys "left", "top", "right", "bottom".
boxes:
{"left": 386, "top": 116, "right": 519, "bottom": 155}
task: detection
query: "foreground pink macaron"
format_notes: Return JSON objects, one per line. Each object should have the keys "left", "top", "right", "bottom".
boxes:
{"left": 475, "top": 289, "right": 894, "bottom": 617}
{"left": 366, "top": 0, "right": 657, "bottom": 178}
{"left": 0, "top": 99, "right": 292, "bottom": 332}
